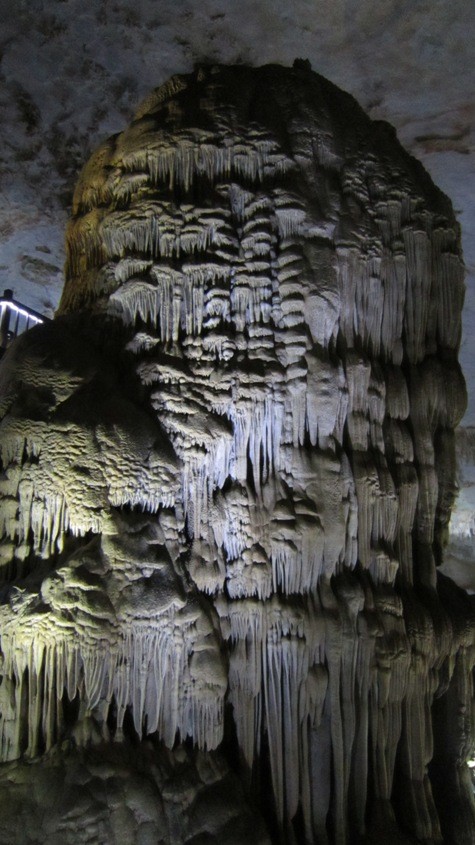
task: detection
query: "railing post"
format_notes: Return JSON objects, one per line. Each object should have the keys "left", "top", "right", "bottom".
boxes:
{"left": 0, "top": 289, "right": 13, "bottom": 350}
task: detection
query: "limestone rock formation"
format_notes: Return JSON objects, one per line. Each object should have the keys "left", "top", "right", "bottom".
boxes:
{"left": 0, "top": 64, "right": 473, "bottom": 844}
{"left": 0, "top": 741, "right": 271, "bottom": 845}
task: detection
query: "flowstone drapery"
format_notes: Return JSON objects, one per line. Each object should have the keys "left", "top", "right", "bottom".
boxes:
{"left": 0, "top": 64, "right": 473, "bottom": 845}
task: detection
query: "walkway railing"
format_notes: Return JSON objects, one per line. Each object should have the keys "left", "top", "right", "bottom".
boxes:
{"left": 0, "top": 289, "right": 48, "bottom": 355}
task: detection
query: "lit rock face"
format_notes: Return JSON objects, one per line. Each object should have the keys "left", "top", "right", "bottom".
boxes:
{"left": 443, "top": 427, "right": 475, "bottom": 593}
{"left": 0, "top": 64, "right": 474, "bottom": 845}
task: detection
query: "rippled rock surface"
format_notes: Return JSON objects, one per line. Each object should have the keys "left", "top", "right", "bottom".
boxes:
{"left": 0, "top": 64, "right": 473, "bottom": 844}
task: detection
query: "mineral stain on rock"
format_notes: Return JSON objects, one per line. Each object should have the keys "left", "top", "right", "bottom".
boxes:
{"left": 20, "top": 254, "right": 61, "bottom": 282}
{"left": 0, "top": 64, "right": 473, "bottom": 845}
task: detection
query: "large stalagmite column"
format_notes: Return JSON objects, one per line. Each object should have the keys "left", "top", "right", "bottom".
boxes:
{"left": 0, "top": 63, "right": 473, "bottom": 845}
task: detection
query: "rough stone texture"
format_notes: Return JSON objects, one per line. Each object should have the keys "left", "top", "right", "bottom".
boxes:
{"left": 1, "top": 2, "right": 473, "bottom": 364}
{"left": 0, "top": 741, "right": 270, "bottom": 845}
{"left": 441, "top": 427, "right": 475, "bottom": 593}
{"left": 2, "top": 0, "right": 475, "bottom": 593}
{"left": 0, "top": 64, "right": 474, "bottom": 845}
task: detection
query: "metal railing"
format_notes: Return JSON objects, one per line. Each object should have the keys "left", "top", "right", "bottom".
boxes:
{"left": 0, "top": 289, "right": 47, "bottom": 355}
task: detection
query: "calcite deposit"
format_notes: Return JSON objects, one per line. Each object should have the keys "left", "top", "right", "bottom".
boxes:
{"left": 0, "top": 64, "right": 473, "bottom": 845}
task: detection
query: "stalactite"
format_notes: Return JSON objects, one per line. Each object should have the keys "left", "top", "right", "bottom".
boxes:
{"left": 0, "top": 63, "right": 473, "bottom": 845}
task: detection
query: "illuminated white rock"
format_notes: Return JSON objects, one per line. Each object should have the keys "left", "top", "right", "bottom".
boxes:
{"left": 0, "top": 64, "right": 473, "bottom": 845}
